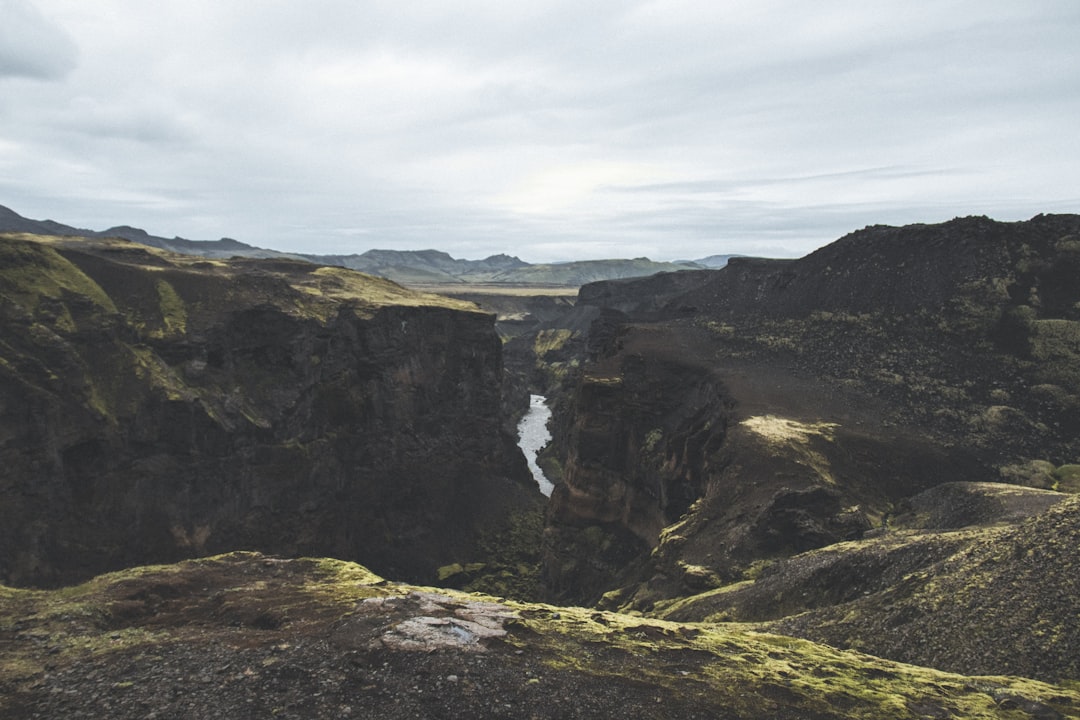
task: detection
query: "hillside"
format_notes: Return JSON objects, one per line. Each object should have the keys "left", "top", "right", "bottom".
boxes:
{"left": 3, "top": 551, "right": 1078, "bottom": 719}
{"left": 0, "top": 204, "right": 294, "bottom": 259}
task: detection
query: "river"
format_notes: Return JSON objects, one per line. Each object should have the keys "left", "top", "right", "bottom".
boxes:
{"left": 517, "top": 394, "right": 554, "bottom": 497}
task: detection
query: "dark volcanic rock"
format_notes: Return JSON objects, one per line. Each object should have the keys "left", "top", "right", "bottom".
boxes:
{"left": 673, "top": 214, "right": 1080, "bottom": 319}
{"left": 576, "top": 266, "right": 721, "bottom": 316}
{"left": 543, "top": 214, "right": 1080, "bottom": 611}
{"left": 542, "top": 322, "right": 734, "bottom": 603}
{"left": 0, "top": 233, "right": 540, "bottom": 587}
{"left": 658, "top": 483, "right": 1070, "bottom": 626}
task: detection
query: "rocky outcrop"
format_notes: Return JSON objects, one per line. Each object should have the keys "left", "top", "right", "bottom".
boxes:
{"left": 0, "top": 233, "right": 540, "bottom": 587}
{"left": 657, "top": 482, "right": 1069, "bottom": 624}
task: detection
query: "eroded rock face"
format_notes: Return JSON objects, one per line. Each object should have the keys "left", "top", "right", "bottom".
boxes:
{"left": 542, "top": 322, "right": 734, "bottom": 602}
{"left": 0, "top": 234, "right": 539, "bottom": 587}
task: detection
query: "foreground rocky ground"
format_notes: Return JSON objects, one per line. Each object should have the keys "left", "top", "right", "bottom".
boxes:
{"left": 2, "top": 552, "right": 1078, "bottom": 719}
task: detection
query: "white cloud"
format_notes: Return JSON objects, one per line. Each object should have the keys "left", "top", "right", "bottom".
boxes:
{"left": 2, "top": 0, "right": 1078, "bottom": 261}
{"left": 0, "top": 0, "right": 77, "bottom": 80}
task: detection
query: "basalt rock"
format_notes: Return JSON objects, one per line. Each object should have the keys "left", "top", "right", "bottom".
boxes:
{"left": 0, "top": 233, "right": 540, "bottom": 588}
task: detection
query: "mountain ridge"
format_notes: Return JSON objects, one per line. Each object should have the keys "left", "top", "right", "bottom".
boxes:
{"left": 0, "top": 204, "right": 705, "bottom": 287}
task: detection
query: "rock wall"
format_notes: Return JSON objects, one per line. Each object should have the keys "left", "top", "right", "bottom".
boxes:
{"left": 542, "top": 319, "right": 734, "bottom": 602}
{"left": 0, "top": 235, "right": 539, "bottom": 587}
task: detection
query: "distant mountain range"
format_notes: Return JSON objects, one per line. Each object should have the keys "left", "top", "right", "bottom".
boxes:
{"left": 0, "top": 204, "right": 735, "bottom": 286}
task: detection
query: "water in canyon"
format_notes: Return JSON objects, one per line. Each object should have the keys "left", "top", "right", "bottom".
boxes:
{"left": 517, "top": 394, "right": 554, "bottom": 497}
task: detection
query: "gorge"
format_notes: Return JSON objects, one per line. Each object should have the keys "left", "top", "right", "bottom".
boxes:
{"left": 3, "top": 212, "right": 1080, "bottom": 719}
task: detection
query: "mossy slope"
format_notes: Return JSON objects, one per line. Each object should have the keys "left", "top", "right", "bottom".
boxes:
{"left": 2, "top": 552, "right": 1077, "bottom": 719}
{"left": 764, "top": 494, "right": 1080, "bottom": 683}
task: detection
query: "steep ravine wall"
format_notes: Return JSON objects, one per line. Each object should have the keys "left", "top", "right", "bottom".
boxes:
{"left": 542, "top": 318, "right": 735, "bottom": 603}
{"left": 0, "top": 235, "right": 540, "bottom": 587}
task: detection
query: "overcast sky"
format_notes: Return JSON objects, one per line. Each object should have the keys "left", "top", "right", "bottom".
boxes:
{"left": 2, "top": 1, "right": 1078, "bottom": 262}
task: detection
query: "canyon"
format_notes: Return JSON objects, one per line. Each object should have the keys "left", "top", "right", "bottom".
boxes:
{"left": 3, "top": 212, "right": 1080, "bottom": 718}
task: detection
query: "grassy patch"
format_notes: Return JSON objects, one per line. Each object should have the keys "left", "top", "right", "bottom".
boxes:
{"left": 533, "top": 328, "right": 574, "bottom": 356}
{"left": 295, "top": 267, "right": 481, "bottom": 319}
{"left": 1053, "top": 464, "right": 1080, "bottom": 493}
{"left": 0, "top": 235, "right": 117, "bottom": 321}
{"left": 512, "top": 602, "right": 1080, "bottom": 718}
{"left": 153, "top": 279, "right": 187, "bottom": 337}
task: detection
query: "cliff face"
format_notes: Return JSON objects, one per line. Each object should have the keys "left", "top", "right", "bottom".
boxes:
{"left": 543, "top": 214, "right": 1080, "bottom": 607}
{"left": 0, "top": 233, "right": 539, "bottom": 587}
{"left": 541, "top": 318, "right": 734, "bottom": 601}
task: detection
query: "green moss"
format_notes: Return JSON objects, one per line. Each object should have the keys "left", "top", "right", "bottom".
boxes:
{"left": 676, "top": 561, "right": 722, "bottom": 589}
{"left": 437, "top": 563, "right": 466, "bottom": 581}
{"left": 742, "top": 558, "right": 777, "bottom": 581}
{"left": 299, "top": 557, "right": 387, "bottom": 604}
{"left": 295, "top": 266, "right": 480, "bottom": 320}
{"left": 514, "top": 602, "right": 1079, "bottom": 718}
{"left": 130, "top": 346, "right": 191, "bottom": 402}
{"left": 5, "top": 553, "right": 1080, "bottom": 718}
{"left": 452, "top": 510, "right": 545, "bottom": 601}
{"left": 534, "top": 328, "right": 574, "bottom": 356}
{"left": 999, "top": 459, "right": 1059, "bottom": 489}
{"left": 153, "top": 279, "right": 187, "bottom": 337}
{"left": 536, "top": 452, "right": 564, "bottom": 484}
{"left": 1030, "top": 319, "right": 1080, "bottom": 390}
{"left": 643, "top": 428, "right": 663, "bottom": 453}
{"left": 1053, "top": 464, "right": 1080, "bottom": 493}
{"left": 697, "top": 319, "right": 735, "bottom": 338}
{"left": 583, "top": 373, "right": 623, "bottom": 387}
{"left": 0, "top": 236, "right": 117, "bottom": 320}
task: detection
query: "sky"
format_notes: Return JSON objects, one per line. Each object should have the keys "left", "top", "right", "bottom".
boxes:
{"left": 1, "top": 1, "right": 1078, "bottom": 262}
